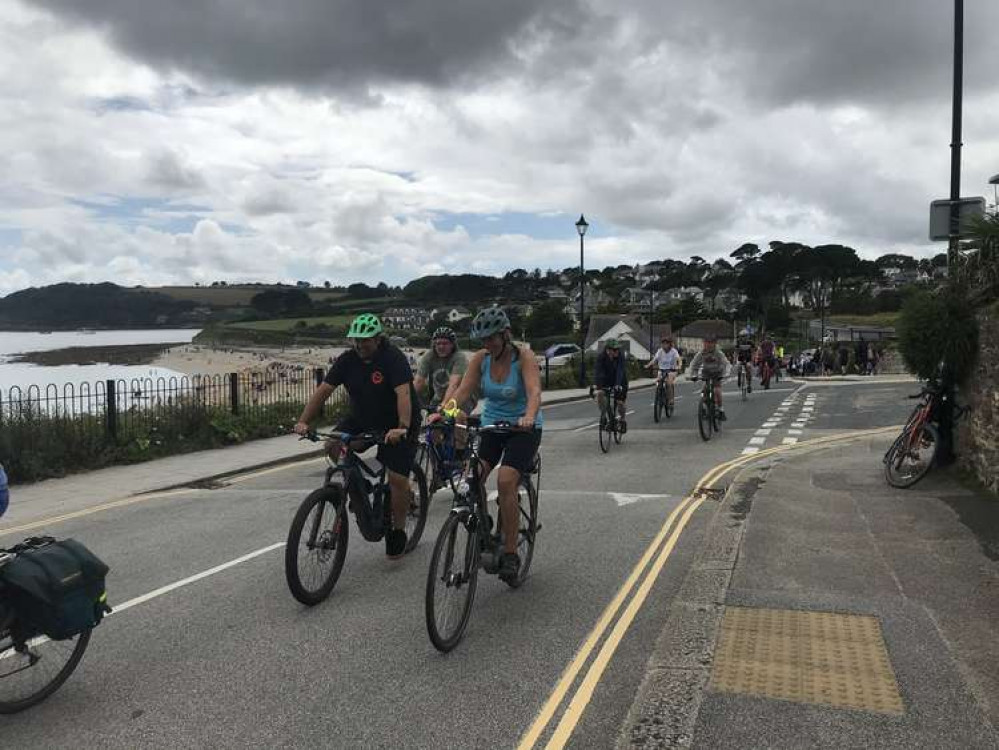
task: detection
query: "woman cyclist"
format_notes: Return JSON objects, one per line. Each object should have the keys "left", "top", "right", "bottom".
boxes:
{"left": 437, "top": 306, "right": 542, "bottom": 583}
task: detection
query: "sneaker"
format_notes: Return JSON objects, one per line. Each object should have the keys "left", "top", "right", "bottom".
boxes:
{"left": 717, "top": 409, "right": 728, "bottom": 422}
{"left": 498, "top": 552, "right": 521, "bottom": 583}
{"left": 385, "top": 528, "right": 408, "bottom": 559}
{"left": 618, "top": 419, "right": 628, "bottom": 434}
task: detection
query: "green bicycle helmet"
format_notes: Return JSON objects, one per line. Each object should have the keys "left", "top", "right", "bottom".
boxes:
{"left": 604, "top": 338, "right": 620, "bottom": 349}
{"left": 469, "top": 306, "right": 510, "bottom": 340}
{"left": 347, "top": 313, "right": 383, "bottom": 339}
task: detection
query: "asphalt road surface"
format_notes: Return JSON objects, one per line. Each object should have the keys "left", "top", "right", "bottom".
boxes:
{"left": 0, "top": 377, "right": 914, "bottom": 748}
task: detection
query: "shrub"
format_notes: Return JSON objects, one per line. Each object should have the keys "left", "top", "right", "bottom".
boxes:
{"left": 897, "top": 288, "right": 979, "bottom": 383}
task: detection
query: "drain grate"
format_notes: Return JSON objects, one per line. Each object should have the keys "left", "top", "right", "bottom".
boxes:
{"left": 710, "top": 606, "right": 904, "bottom": 715}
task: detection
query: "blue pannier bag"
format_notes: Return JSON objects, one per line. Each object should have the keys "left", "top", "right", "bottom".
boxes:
{"left": 0, "top": 538, "right": 111, "bottom": 641}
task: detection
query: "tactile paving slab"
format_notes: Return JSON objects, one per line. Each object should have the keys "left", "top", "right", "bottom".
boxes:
{"left": 710, "top": 606, "right": 904, "bottom": 715}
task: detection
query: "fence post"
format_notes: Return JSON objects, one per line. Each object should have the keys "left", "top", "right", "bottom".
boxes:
{"left": 106, "top": 379, "right": 118, "bottom": 441}
{"left": 229, "top": 372, "right": 239, "bottom": 414}
{"left": 314, "top": 368, "right": 325, "bottom": 418}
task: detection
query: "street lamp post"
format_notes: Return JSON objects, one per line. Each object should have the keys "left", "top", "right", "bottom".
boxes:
{"left": 576, "top": 214, "right": 589, "bottom": 387}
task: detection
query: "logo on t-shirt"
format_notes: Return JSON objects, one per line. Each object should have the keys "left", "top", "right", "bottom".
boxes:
{"left": 371, "top": 370, "right": 384, "bottom": 385}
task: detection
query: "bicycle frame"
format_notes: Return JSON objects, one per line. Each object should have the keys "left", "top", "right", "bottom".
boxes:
{"left": 600, "top": 387, "right": 623, "bottom": 426}
{"left": 322, "top": 434, "right": 391, "bottom": 543}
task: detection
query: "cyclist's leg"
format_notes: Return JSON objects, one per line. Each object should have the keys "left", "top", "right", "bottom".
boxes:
{"left": 495, "top": 431, "right": 541, "bottom": 556}
{"left": 596, "top": 389, "right": 608, "bottom": 417}
{"left": 666, "top": 371, "right": 676, "bottom": 403}
{"left": 617, "top": 391, "right": 628, "bottom": 421}
{"left": 380, "top": 441, "right": 417, "bottom": 531}
{"left": 713, "top": 377, "right": 724, "bottom": 412}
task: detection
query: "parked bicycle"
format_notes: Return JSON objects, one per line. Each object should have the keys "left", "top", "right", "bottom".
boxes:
{"left": 595, "top": 386, "right": 626, "bottom": 453}
{"left": 883, "top": 384, "right": 964, "bottom": 488}
{"left": 425, "top": 423, "right": 541, "bottom": 652}
{"left": 285, "top": 430, "right": 429, "bottom": 605}
{"left": 694, "top": 376, "right": 723, "bottom": 441}
{"left": 653, "top": 371, "right": 675, "bottom": 422}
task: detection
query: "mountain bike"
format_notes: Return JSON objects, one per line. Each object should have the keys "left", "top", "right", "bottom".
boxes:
{"left": 415, "top": 415, "right": 472, "bottom": 498}
{"left": 0, "top": 538, "right": 93, "bottom": 714}
{"left": 694, "top": 376, "right": 723, "bottom": 441}
{"left": 883, "top": 385, "right": 964, "bottom": 488}
{"left": 285, "top": 430, "right": 429, "bottom": 605}
{"left": 597, "top": 386, "right": 625, "bottom": 453}
{"left": 653, "top": 371, "right": 675, "bottom": 422}
{"left": 425, "top": 423, "right": 541, "bottom": 652}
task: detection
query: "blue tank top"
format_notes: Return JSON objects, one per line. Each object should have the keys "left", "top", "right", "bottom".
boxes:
{"left": 480, "top": 351, "right": 543, "bottom": 427}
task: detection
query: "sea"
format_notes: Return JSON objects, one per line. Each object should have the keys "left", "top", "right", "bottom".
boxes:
{"left": 0, "top": 329, "right": 199, "bottom": 394}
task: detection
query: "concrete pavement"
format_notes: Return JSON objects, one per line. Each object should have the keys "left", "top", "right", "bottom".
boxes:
{"left": 620, "top": 433, "right": 999, "bottom": 749}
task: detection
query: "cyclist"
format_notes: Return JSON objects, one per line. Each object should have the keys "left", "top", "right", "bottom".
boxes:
{"left": 645, "top": 336, "right": 680, "bottom": 407}
{"left": 735, "top": 335, "right": 754, "bottom": 393}
{"left": 294, "top": 313, "right": 421, "bottom": 560}
{"left": 594, "top": 339, "right": 629, "bottom": 432}
{"left": 439, "top": 306, "right": 542, "bottom": 584}
{"left": 758, "top": 334, "right": 778, "bottom": 385}
{"left": 686, "top": 334, "right": 730, "bottom": 420}
{"left": 414, "top": 326, "right": 476, "bottom": 413}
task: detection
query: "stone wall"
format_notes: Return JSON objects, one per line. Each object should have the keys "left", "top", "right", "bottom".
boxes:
{"left": 957, "top": 302, "right": 999, "bottom": 494}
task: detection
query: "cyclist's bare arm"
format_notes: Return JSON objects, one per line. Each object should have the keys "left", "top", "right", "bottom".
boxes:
{"left": 519, "top": 346, "right": 542, "bottom": 426}
{"left": 449, "top": 351, "right": 484, "bottom": 413}
{"left": 296, "top": 382, "right": 335, "bottom": 433}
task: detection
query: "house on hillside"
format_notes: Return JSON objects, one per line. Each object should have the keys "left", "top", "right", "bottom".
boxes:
{"left": 430, "top": 307, "right": 473, "bottom": 323}
{"left": 619, "top": 287, "right": 651, "bottom": 308}
{"left": 540, "top": 286, "right": 569, "bottom": 301}
{"left": 383, "top": 307, "right": 431, "bottom": 331}
{"left": 567, "top": 287, "right": 614, "bottom": 326}
{"left": 676, "top": 319, "right": 734, "bottom": 353}
{"left": 583, "top": 314, "right": 672, "bottom": 361}
{"left": 807, "top": 321, "right": 895, "bottom": 342}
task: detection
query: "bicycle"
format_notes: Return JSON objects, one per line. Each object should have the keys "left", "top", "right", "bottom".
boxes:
{"left": 285, "top": 430, "right": 430, "bottom": 605}
{"left": 425, "top": 423, "right": 541, "bottom": 652}
{"left": 596, "top": 386, "right": 626, "bottom": 453}
{"left": 736, "top": 362, "right": 750, "bottom": 401}
{"left": 653, "top": 371, "right": 675, "bottom": 422}
{"left": 883, "top": 385, "right": 964, "bottom": 488}
{"left": 760, "top": 358, "right": 774, "bottom": 390}
{"left": 0, "top": 538, "right": 93, "bottom": 714}
{"left": 694, "top": 376, "right": 723, "bottom": 441}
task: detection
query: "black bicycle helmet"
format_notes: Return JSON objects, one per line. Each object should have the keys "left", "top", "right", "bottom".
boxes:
{"left": 432, "top": 326, "right": 457, "bottom": 343}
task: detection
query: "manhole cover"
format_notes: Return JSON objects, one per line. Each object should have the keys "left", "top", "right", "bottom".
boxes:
{"left": 710, "top": 606, "right": 903, "bottom": 715}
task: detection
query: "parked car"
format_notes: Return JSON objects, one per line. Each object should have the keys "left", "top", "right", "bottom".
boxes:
{"left": 543, "top": 343, "right": 582, "bottom": 367}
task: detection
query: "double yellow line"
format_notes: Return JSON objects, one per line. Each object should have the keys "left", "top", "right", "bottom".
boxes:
{"left": 517, "top": 425, "right": 899, "bottom": 750}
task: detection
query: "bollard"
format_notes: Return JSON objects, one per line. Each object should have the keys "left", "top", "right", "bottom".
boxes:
{"left": 105, "top": 379, "right": 118, "bottom": 441}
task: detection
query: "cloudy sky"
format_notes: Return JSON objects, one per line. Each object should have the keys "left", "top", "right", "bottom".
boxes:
{"left": 2, "top": 0, "right": 999, "bottom": 296}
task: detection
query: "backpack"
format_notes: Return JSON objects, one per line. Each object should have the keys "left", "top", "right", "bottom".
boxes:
{"left": 0, "top": 538, "right": 111, "bottom": 641}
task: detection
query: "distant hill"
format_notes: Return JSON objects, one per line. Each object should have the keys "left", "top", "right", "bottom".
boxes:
{"left": 0, "top": 283, "right": 199, "bottom": 330}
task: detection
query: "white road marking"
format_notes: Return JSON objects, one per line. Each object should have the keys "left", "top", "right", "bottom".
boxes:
{"left": 791, "top": 423, "right": 806, "bottom": 429}
{"left": 748, "top": 437, "right": 766, "bottom": 446}
{"left": 782, "top": 437, "right": 799, "bottom": 445}
{"left": 610, "top": 493, "right": 672, "bottom": 507}
{"left": 572, "top": 409, "right": 636, "bottom": 432}
{"left": 741, "top": 447, "right": 761, "bottom": 455}
{"left": 114, "top": 542, "right": 286, "bottom": 615}
{"left": 755, "top": 428, "right": 772, "bottom": 436}
{"left": 788, "top": 429, "right": 803, "bottom": 435}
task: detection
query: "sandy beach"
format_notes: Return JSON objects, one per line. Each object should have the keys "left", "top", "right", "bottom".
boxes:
{"left": 152, "top": 343, "right": 428, "bottom": 377}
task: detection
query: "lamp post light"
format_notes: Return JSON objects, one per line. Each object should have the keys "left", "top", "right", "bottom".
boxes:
{"left": 575, "top": 214, "right": 589, "bottom": 387}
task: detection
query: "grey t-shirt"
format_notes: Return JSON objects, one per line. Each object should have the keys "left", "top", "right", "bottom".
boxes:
{"left": 417, "top": 350, "right": 474, "bottom": 409}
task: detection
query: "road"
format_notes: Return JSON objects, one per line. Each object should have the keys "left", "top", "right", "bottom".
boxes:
{"left": 0, "top": 377, "right": 914, "bottom": 748}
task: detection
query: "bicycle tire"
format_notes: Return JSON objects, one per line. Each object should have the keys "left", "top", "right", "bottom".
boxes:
{"left": 285, "top": 486, "right": 349, "bottom": 605}
{"left": 416, "top": 442, "right": 440, "bottom": 496}
{"left": 884, "top": 423, "right": 939, "bottom": 489}
{"left": 598, "top": 413, "right": 611, "bottom": 453}
{"left": 0, "top": 628, "right": 91, "bottom": 714}
{"left": 697, "top": 399, "right": 712, "bottom": 441}
{"left": 613, "top": 422, "right": 622, "bottom": 444}
{"left": 404, "top": 464, "right": 430, "bottom": 553}
{"left": 426, "top": 512, "right": 480, "bottom": 652}
{"left": 653, "top": 386, "right": 662, "bottom": 423}
{"left": 500, "top": 479, "right": 539, "bottom": 589}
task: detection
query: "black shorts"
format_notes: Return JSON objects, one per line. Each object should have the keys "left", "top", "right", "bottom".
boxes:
{"left": 337, "top": 420, "right": 416, "bottom": 476}
{"left": 737, "top": 351, "right": 752, "bottom": 364}
{"left": 478, "top": 429, "right": 542, "bottom": 475}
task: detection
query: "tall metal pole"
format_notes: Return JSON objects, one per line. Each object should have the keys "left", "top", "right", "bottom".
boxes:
{"left": 579, "top": 232, "right": 586, "bottom": 386}
{"left": 947, "top": 0, "right": 964, "bottom": 272}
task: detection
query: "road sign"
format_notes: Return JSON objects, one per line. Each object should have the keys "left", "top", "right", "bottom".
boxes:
{"left": 929, "top": 196, "right": 986, "bottom": 241}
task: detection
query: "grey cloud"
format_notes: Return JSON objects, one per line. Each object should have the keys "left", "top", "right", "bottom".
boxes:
{"left": 28, "top": 0, "right": 587, "bottom": 90}
{"left": 147, "top": 150, "right": 204, "bottom": 191}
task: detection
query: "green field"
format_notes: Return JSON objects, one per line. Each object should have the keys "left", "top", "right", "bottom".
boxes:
{"left": 229, "top": 315, "right": 353, "bottom": 331}
{"left": 824, "top": 312, "right": 900, "bottom": 328}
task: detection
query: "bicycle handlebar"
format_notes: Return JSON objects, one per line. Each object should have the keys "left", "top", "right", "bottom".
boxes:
{"left": 300, "top": 429, "right": 386, "bottom": 445}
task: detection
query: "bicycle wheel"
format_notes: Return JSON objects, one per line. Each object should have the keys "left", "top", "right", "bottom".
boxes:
{"left": 598, "top": 413, "right": 611, "bottom": 453}
{"left": 426, "top": 512, "right": 480, "bottom": 652}
{"left": 416, "top": 442, "right": 439, "bottom": 496}
{"left": 0, "top": 627, "right": 92, "bottom": 714}
{"left": 285, "top": 486, "right": 349, "bottom": 605}
{"left": 506, "top": 478, "right": 539, "bottom": 589}
{"left": 884, "top": 423, "right": 939, "bottom": 488}
{"left": 404, "top": 464, "right": 430, "bottom": 553}
{"left": 697, "top": 399, "right": 712, "bottom": 441}
{"left": 653, "top": 385, "right": 662, "bottom": 423}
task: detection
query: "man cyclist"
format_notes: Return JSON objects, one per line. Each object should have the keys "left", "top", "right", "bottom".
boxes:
{"left": 414, "top": 326, "right": 476, "bottom": 413}
{"left": 758, "top": 334, "right": 778, "bottom": 386}
{"left": 735, "top": 335, "right": 754, "bottom": 393}
{"left": 594, "top": 339, "right": 629, "bottom": 432}
{"left": 294, "top": 313, "right": 421, "bottom": 560}
{"left": 687, "top": 334, "right": 730, "bottom": 421}
{"left": 645, "top": 336, "right": 680, "bottom": 407}
{"left": 441, "top": 306, "right": 542, "bottom": 584}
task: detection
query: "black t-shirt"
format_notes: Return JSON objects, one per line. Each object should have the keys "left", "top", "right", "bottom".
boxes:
{"left": 324, "top": 343, "right": 420, "bottom": 436}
